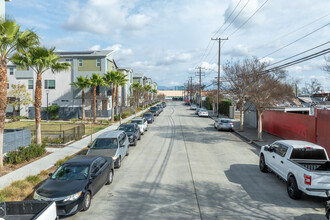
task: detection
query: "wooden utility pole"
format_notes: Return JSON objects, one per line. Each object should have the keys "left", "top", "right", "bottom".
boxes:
{"left": 211, "top": 37, "right": 228, "bottom": 117}
{"left": 189, "top": 76, "right": 193, "bottom": 103}
{"left": 195, "top": 67, "right": 205, "bottom": 107}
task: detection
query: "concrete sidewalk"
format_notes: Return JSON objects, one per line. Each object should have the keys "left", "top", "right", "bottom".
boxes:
{"left": 0, "top": 108, "right": 150, "bottom": 189}
{"left": 208, "top": 110, "right": 281, "bottom": 148}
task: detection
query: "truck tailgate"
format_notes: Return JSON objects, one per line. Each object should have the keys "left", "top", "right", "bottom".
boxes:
{"left": 309, "top": 172, "right": 330, "bottom": 189}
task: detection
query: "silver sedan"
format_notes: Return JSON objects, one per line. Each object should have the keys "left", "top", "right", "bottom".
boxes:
{"left": 214, "top": 118, "right": 234, "bottom": 131}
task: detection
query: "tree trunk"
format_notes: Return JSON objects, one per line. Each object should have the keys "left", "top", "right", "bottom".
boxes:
{"left": 12, "top": 106, "right": 16, "bottom": 121}
{"left": 115, "top": 85, "right": 119, "bottom": 118}
{"left": 82, "top": 89, "right": 85, "bottom": 120}
{"left": 111, "top": 84, "right": 115, "bottom": 122}
{"left": 93, "top": 86, "right": 96, "bottom": 123}
{"left": 239, "top": 106, "right": 244, "bottom": 132}
{"left": 35, "top": 73, "right": 42, "bottom": 145}
{"left": 0, "top": 57, "right": 8, "bottom": 169}
{"left": 257, "top": 110, "right": 263, "bottom": 141}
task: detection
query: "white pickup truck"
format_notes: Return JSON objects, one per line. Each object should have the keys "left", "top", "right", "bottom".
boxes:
{"left": 259, "top": 140, "right": 330, "bottom": 200}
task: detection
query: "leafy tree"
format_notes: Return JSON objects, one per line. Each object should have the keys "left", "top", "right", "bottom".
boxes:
{"left": 70, "top": 76, "right": 89, "bottom": 120}
{"left": 88, "top": 73, "right": 107, "bottom": 123}
{"left": 11, "top": 47, "right": 71, "bottom": 144}
{"left": 0, "top": 20, "right": 38, "bottom": 169}
{"left": 7, "top": 84, "right": 33, "bottom": 121}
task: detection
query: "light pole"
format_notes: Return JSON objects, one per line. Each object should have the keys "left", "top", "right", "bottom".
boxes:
{"left": 46, "top": 90, "right": 49, "bottom": 121}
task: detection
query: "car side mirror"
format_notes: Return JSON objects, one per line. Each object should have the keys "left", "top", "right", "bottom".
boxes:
{"left": 264, "top": 146, "right": 269, "bottom": 151}
{"left": 48, "top": 173, "right": 53, "bottom": 177}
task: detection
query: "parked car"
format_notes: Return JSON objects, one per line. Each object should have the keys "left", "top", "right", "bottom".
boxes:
{"left": 87, "top": 130, "right": 129, "bottom": 168}
{"left": 259, "top": 140, "right": 330, "bottom": 200}
{"left": 130, "top": 117, "right": 148, "bottom": 134}
{"left": 162, "top": 102, "right": 166, "bottom": 108}
{"left": 214, "top": 118, "right": 234, "bottom": 131}
{"left": 142, "top": 112, "right": 154, "bottom": 124}
{"left": 149, "top": 106, "right": 160, "bottom": 116}
{"left": 34, "top": 156, "right": 114, "bottom": 217}
{"left": 117, "top": 123, "right": 141, "bottom": 146}
{"left": 156, "top": 104, "right": 163, "bottom": 112}
{"left": 198, "top": 109, "right": 209, "bottom": 117}
{"left": 195, "top": 107, "right": 201, "bottom": 115}
{"left": 0, "top": 201, "right": 57, "bottom": 219}
{"left": 190, "top": 104, "right": 197, "bottom": 110}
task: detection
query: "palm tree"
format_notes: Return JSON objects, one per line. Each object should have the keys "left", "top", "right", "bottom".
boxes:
{"left": 88, "top": 73, "right": 107, "bottom": 123}
{"left": 103, "top": 70, "right": 118, "bottom": 122}
{"left": 143, "top": 85, "right": 152, "bottom": 107}
{"left": 151, "top": 89, "right": 157, "bottom": 103}
{"left": 70, "top": 76, "right": 89, "bottom": 120}
{"left": 12, "top": 47, "right": 71, "bottom": 145}
{"left": 0, "top": 20, "right": 38, "bottom": 169}
{"left": 132, "top": 82, "right": 142, "bottom": 113}
{"left": 116, "top": 72, "right": 128, "bottom": 124}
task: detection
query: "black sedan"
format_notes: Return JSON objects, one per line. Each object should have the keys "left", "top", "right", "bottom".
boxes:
{"left": 142, "top": 113, "right": 154, "bottom": 124}
{"left": 117, "top": 123, "right": 141, "bottom": 146}
{"left": 34, "top": 156, "right": 114, "bottom": 217}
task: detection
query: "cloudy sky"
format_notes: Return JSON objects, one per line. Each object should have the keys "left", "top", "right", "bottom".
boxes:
{"left": 6, "top": 0, "right": 330, "bottom": 90}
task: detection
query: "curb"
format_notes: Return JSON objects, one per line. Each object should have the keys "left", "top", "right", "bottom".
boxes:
{"left": 232, "top": 130, "right": 262, "bottom": 149}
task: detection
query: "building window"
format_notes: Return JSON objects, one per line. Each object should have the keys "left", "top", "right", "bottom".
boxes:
{"left": 96, "top": 58, "right": 101, "bottom": 67}
{"left": 28, "top": 80, "right": 33, "bottom": 89}
{"left": 45, "top": 80, "right": 55, "bottom": 89}
{"left": 78, "top": 59, "right": 83, "bottom": 67}
{"left": 9, "top": 68, "right": 14, "bottom": 75}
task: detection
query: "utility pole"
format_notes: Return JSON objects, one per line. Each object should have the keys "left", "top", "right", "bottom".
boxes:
{"left": 211, "top": 37, "right": 228, "bottom": 117}
{"left": 195, "top": 67, "right": 205, "bottom": 107}
{"left": 189, "top": 76, "right": 193, "bottom": 103}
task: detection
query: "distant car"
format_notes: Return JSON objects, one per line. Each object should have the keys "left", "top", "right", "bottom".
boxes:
{"left": 34, "top": 156, "right": 114, "bottom": 217}
{"left": 130, "top": 117, "right": 148, "bottom": 134}
{"left": 161, "top": 102, "right": 166, "bottom": 108}
{"left": 190, "top": 104, "right": 197, "bottom": 110}
{"left": 198, "top": 109, "right": 209, "bottom": 117}
{"left": 117, "top": 123, "right": 141, "bottom": 146}
{"left": 142, "top": 112, "right": 154, "bottom": 124}
{"left": 214, "top": 118, "right": 234, "bottom": 131}
{"left": 149, "top": 106, "right": 160, "bottom": 116}
{"left": 87, "top": 130, "right": 129, "bottom": 168}
{"left": 195, "top": 107, "right": 202, "bottom": 115}
{"left": 156, "top": 104, "right": 163, "bottom": 112}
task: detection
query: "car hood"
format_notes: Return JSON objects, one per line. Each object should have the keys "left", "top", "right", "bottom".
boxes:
{"left": 87, "top": 148, "right": 118, "bottom": 157}
{"left": 125, "top": 131, "right": 135, "bottom": 136}
{"left": 37, "top": 179, "right": 87, "bottom": 198}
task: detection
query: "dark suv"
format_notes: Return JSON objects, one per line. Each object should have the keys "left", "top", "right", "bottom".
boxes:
{"left": 149, "top": 106, "right": 160, "bottom": 116}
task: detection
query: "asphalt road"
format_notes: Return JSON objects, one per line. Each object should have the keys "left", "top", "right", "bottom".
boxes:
{"left": 69, "top": 101, "right": 327, "bottom": 220}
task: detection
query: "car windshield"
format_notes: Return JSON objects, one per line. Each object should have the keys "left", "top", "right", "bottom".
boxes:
{"left": 51, "top": 164, "right": 89, "bottom": 180}
{"left": 150, "top": 107, "right": 157, "bottom": 110}
{"left": 118, "top": 126, "right": 134, "bottom": 132}
{"left": 131, "top": 120, "right": 142, "bottom": 125}
{"left": 90, "top": 138, "right": 118, "bottom": 149}
{"left": 143, "top": 113, "right": 152, "bottom": 117}
{"left": 200, "top": 109, "right": 207, "bottom": 112}
{"left": 221, "top": 120, "right": 231, "bottom": 123}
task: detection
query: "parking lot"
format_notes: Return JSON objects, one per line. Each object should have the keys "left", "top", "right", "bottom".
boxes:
{"left": 69, "top": 101, "right": 327, "bottom": 220}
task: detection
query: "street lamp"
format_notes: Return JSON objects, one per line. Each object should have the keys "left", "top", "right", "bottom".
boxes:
{"left": 46, "top": 90, "right": 49, "bottom": 121}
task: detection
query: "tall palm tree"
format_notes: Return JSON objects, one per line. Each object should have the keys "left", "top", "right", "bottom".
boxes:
{"left": 143, "top": 85, "right": 152, "bottom": 107}
{"left": 103, "top": 70, "right": 117, "bottom": 122}
{"left": 88, "top": 73, "right": 107, "bottom": 123}
{"left": 151, "top": 89, "right": 157, "bottom": 103}
{"left": 132, "top": 82, "right": 142, "bottom": 113}
{"left": 0, "top": 20, "right": 38, "bottom": 169}
{"left": 70, "top": 76, "right": 89, "bottom": 120}
{"left": 11, "top": 47, "right": 71, "bottom": 145}
{"left": 116, "top": 72, "right": 128, "bottom": 124}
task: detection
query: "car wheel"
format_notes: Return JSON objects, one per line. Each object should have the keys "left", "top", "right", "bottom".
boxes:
{"left": 133, "top": 139, "right": 137, "bottom": 146}
{"left": 287, "top": 176, "right": 302, "bottom": 200}
{"left": 138, "top": 134, "right": 141, "bottom": 140}
{"left": 259, "top": 155, "right": 268, "bottom": 173}
{"left": 82, "top": 191, "right": 91, "bottom": 211}
{"left": 106, "top": 169, "right": 113, "bottom": 185}
{"left": 116, "top": 157, "right": 121, "bottom": 168}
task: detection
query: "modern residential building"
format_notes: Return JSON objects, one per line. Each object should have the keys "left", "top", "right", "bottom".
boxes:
{"left": 118, "top": 68, "right": 134, "bottom": 106}
{"left": 0, "top": 0, "right": 11, "bottom": 21}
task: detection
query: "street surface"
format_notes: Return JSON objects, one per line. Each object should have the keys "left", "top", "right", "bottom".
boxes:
{"left": 70, "top": 102, "right": 326, "bottom": 220}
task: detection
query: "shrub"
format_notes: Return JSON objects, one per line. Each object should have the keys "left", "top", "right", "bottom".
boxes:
{"left": 219, "top": 100, "right": 233, "bottom": 116}
{"left": 55, "top": 156, "right": 72, "bottom": 167}
{"left": 39, "top": 170, "right": 49, "bottom": 176}
{"left": 114, "top": 115, "right": 120, "bottom": 121}
{"left": 25, "top": 175, "right": 41, "bottom": 185}
{"left": 48, "top": 105, "right": 60, "bottom": 120}
{"left": 4, "top": 144, "right": 46, "bottom": 165}
{"left": 0, "top": 196, "right": 6, "bottom": 202}
{"left": 11, "top": 180, "right": 30, "bottom": 190}
{"left": 48, "top": 138, "right": 63, "bottom": 145}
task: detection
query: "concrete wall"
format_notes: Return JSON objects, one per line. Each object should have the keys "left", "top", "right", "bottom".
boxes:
{"left": 4, "top": 129, "right": 31, "bottom": 153}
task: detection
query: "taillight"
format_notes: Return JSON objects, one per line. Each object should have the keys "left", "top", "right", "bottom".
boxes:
{"left": 304, "top": 174, "right": 311, "bottom": 185}
{"left": 230, "top": 123, "right": 234, "bottom": 125}
{"left": 219, "top": 123, "right": 223, "bottom": 125}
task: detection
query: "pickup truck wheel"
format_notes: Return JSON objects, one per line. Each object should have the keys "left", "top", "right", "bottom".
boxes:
{"left": 82, "top": 191, "right": 91, "bottom": 211}
{"left": 116, "top": 157, "right": 121, "bottom": 169}
{"left": 287, "top": 176, "right": 302, "bottom": 200}
{"left": 259, "top": 155, "right": 268, "bottom": 173}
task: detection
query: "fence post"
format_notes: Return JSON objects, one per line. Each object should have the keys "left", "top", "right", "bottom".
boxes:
{"left": 62, "top": 131, "right": 65, "bottom": 144}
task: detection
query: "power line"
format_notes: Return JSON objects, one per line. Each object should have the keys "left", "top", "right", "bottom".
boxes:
{"left": 262, "top": 22, "right": 330, "bottom": 58}
{"left": 268, "top": 41, "right": 330, "bottom": 67}
{"left": 253, "top": 12, "right": 330, "bottom": 52}
{"left": 227, "top": 0, "right": 269, "bottom": 38}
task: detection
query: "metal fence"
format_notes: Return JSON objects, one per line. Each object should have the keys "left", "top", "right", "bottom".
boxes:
{"left": 4, "top": 129, "right": 31, "bottom": 153}
{"left": 22, "top": 124, "right": 85, "bottom": 144}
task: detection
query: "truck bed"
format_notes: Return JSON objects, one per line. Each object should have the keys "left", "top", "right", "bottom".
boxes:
{"left": 290, "top": 159, "right": 330, "bottom": 171}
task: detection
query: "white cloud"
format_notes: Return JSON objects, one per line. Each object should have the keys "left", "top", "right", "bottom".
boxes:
{"left": 90, "top": 45, "right": 101, "bottom": 50}
{"left": 169, "top": 81, "right": 181, "bottom": 86}
{"left": 224, "top": 44, "right": 250, "bottom": 57}
{"left": 260, "top": 57, "right": 275, "bottom": 64}
{"left": 157, "top": 52, "right": 192, "bottom": 65}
